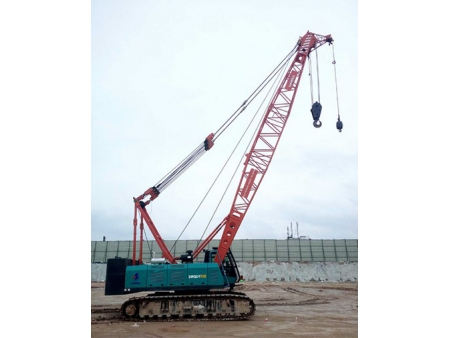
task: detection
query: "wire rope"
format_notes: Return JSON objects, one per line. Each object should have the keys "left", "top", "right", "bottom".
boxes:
{"left": 148, "top": 45, "right": 299, "bottom": 200}
{"left": 331, "top": 43, "right": 341, "bottom": 119}
{"left": 308, "top": 56, "right": 314, "bottom": 104}
{"left": 192, "top": 54, "right": 291, "bottom": 253}
{"left": 213, "top": 44, "right": 298, "bottom": 141}
{"left": 169, "top": 48, "right": 293, "bottom": 255}
{"left": 170, "top": 75, "right": 279, "bottom": 254}
{"left": 315, "top": 49, "right": 321, "bottom": 103}
{"left": 150, "top": 43, "right": 298, "bottom": 254}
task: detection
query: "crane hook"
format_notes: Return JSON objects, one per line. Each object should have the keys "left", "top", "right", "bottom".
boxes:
{"left": 310, "top": 101, "right": 322, "bottom": 128}
{"left": 336, "top": 117, "right": 343, "bottom": 132}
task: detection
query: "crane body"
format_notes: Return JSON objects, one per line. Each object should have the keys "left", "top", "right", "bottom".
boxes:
{"left": 104, "top": 31, "right": 336, "bottom": 321}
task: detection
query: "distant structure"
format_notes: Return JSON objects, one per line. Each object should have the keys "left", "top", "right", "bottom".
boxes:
{"left": 286, "top": 224, "right": 293, "bottom": 239}
{"left": 287, "top": 222, "right": 309, "bottom": 240}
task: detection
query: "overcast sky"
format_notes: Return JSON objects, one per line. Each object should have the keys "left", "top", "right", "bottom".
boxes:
{"left": 91, "top": 0, "right": 358, "bottom": 242}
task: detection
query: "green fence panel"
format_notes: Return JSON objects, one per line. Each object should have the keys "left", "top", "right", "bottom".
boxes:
{"left": 91, "top": 238, "right": 358, "bottom": 263}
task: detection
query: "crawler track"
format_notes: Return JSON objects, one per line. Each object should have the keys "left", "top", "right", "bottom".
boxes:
{"left": 115, "top": 291, "right": 255, "bottom": 322}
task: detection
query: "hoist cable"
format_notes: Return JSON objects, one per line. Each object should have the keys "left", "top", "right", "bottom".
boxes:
{"left": 170, "top": 54, "right": 290, "bottom": 254}
{"left": 315, "top": 49, "right": 321, "bottom": 103}
{"left": 150, "top": 45, "right": 299, "bottom": 199}
{"left": 155, "top": 145, "right": 205, "bottom": 193}
{"left": 308, "top": 56, "right": 314, "bottom": 104}
{"left": 190, "top": 56, "right": 291, "bottom": 252}
{"left": 155, "top": 44, "right": 297, "bottom": 253}
{"left": 331, "top": 44, "right": 341, "bottom": 118}
{"left": 170, "top": 94, "right": 269, "bottom": 254}
{"left": 195, "top": 110, "right": 263, "bottom": 248}
{"left": 213, "top": 44, "right": 298, "bottom": 141}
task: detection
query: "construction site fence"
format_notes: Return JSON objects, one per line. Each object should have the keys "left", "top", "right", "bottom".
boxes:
{"left": 91, "top": 239, "right": 358, "bottom": 263}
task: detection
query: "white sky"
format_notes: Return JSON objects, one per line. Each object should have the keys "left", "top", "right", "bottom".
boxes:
{"left": 2, "top": 1, "right": 450, "bottom": 336}
{"left": 91, "top": 0, "right": 358, "bottom": 242}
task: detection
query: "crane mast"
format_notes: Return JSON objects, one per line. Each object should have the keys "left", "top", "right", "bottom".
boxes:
{"left": 192, "top": 32, "right": 333, "bottom": 263}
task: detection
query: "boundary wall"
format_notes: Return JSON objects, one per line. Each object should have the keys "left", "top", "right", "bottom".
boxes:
{"left": 91, "top": 239, "right": 358, "bottom": 263}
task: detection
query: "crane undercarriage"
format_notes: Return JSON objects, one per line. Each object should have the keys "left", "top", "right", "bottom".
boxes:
{"left": 120, "top": 291, "right": 256, "bottom": 321}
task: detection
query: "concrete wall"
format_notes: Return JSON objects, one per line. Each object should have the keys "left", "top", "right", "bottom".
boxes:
{"left": 237, "top": 261, "right": 357, "bottom": 282}
{"left": 91, "top": 261, "right": 357, "bottom": 283}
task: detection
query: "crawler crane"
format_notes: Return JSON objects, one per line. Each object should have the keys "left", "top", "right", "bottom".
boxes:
{"left": 105, "top": 31, "right": 341, "bottom": 321}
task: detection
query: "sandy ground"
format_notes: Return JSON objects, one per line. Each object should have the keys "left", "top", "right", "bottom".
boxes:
{"left": 91, "top": 281, "right": 357, "bottom": 337}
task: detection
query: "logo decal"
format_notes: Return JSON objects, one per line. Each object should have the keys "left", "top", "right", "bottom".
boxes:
{"left": 188, "top": 274, "right": 207, "bottom": 279}
{"left": 130, "top": 272, "right": 141, "bottom": 285}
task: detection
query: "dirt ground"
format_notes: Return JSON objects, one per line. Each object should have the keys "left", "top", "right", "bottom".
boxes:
{"left": 91, "top": 281, "right": 358, "bottom": 337}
